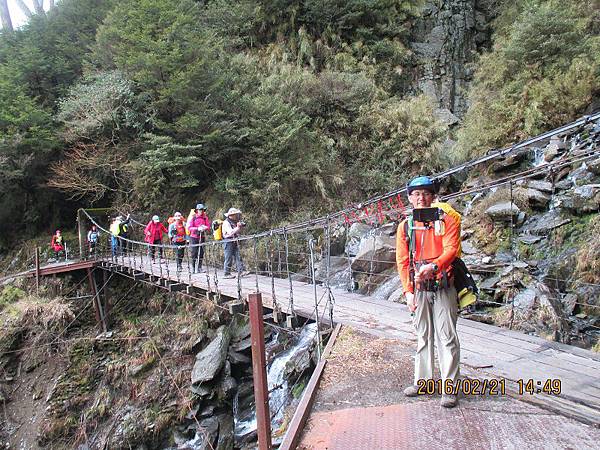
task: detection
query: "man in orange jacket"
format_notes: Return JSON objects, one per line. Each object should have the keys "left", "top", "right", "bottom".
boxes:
{"left": 396, "top": 176, "right": 461, "bottom": 408}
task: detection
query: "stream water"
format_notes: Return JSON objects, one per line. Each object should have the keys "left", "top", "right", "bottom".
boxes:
{"left": 233, "top": 322, "right": 318, "bottom": 441}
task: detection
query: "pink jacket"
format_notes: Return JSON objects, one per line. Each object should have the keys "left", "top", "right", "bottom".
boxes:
{"left": 187, "top": 215, "right": 211, "bottom": 239}
{"left": 144, "top": 221, "right": 168, "bottom": 243}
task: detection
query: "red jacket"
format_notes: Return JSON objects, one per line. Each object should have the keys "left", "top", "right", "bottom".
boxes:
{"left": 145, "top": 221, "right": 168, "bottom": 243}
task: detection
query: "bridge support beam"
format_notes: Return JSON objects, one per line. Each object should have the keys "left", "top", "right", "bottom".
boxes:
{"left": 87, "top": 268, "right": 107, "bottom": 332}
{"left": 248, "top": 292, "right": 272, "bottom": 450}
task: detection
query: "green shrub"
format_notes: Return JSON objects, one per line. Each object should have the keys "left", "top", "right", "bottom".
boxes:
{"left": 0, "top": 285, "right": 25, "bottom": 309}
{"left": 354, "top": 94, "right": 449, "bottom": 190}
{"left": 456, "top": 0, "right": 600, "bottom": 160}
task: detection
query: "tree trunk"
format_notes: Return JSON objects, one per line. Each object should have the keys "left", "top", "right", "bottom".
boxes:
{"left": 0, "top": 0, "right": 13, "bottom": 31}
{"left": 14, "top": 0, "right": 32, "bottom": 18}
{"left": 32, "top": 0, "right": 44, "bottom": 15}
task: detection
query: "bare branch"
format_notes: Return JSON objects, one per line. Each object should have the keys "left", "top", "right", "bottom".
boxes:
{"left": 48, "top": 143, "right": 132, "bottom": 202}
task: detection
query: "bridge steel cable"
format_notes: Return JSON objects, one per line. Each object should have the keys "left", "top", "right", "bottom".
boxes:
{"left": 74, "top": 112, "right": 600, "bottom": 256}
{"left": 69, "top": 114, "right": 600, "bottom": 344}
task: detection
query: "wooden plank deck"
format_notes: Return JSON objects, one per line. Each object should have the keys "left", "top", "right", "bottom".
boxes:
{"left": 33, "top": 255, "right": 600, "bottom": 425}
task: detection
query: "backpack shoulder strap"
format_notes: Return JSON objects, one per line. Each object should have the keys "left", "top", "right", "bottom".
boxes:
{"left": 404, "top": 216, "right": 416, "bottom": 292}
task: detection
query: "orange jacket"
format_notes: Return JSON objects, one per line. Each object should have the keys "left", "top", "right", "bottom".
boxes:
{"left": 396, "top": 214, "right": 460, "bottom": 294}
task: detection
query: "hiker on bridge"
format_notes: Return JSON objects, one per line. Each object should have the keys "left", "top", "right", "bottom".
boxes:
{"left": 187, "top": 203, "right": 211, "bottom": 273}
{"left": 119, "top": 214, "right": 132, "bottom": 255}
{"left": 110, "top": 215, "right": 131, "bottom": 256}
{"left": 222, "top": 207, "right": 249, "bottom": 279}
{"left": 145, "top": 215, "right": 168, "bottom": 262}
{"left": 50, "top": 230, "right": 65, "bottom": 259}
{"left": 396, "top": 176, "right": 461, "bottom": 408}
{"left": 169, "top": 212, "right": 187, "bottom": 271}
{"left": 87, "top": 225, "right": 100, "bottom": 256}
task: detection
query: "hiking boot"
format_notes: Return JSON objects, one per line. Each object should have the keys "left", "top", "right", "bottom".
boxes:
{"left": 441, "top": 394, "right": 458, "bottom": 408}
{"left": 403, "top": 385, "right": 420, "bottom": 397}
{"left": 223, "top": 273, "right": 236, "bottom": 279}
{"left": 240, "top": 271, "right": 251, "bottom": 277}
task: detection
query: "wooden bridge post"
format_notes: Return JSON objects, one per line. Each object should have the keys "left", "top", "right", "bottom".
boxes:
{"left": 102, "top": 269, "right": 111, "bottom": 328}
{"left": 87, "top": 268, "right": 107, "bottom": 332}
{"left": 248, "top": 292, "right": 272, "bottom": 450}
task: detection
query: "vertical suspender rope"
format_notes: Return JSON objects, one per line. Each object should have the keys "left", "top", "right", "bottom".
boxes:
{"left": 204, "top": 241, "right": 212, "bottom": 294}
{"left": 269, "top": 231, "right": 277, "bottom": 312}
{"left": 284, "top": 228, "right": 295, "bottom": 317}
{"left": 308, "top": 237, "right": 322, "bottom": 360}
{"left": 213, "top": 243, "right": 221, "bottom": 304}
{"left": 325, "top": 217, "right": 335, "bottom": 326}
{"left": 253, "top": 239, "right": 260, "bottom": 293}
{"left": 276, "top": 234, "right": 282, "bottom": 278}
{"left": 163, "top": 241, "right": 168, "bottom": 279}
{"left": 508, "top": 181, "right": 516, "bottom": 330}
{"left": 132, "top": 237, "right": 137, "bottom": 272}
{"left": 236, "top": 237, "right": 242, "bottom": 302}
{"left": 345, "top": 222, "right": 355, "bottom": 292}
{"left": 187, "top": 239, "right": 192, "bottom": 286}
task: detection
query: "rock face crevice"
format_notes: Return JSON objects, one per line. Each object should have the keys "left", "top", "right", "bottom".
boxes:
{"left": 411, "top": 0, "right": 497, "bottom": 120}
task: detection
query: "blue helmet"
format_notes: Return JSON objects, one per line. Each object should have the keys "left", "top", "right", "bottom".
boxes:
{"left": 407, "top": 176, "right": 438, "bottom": 195}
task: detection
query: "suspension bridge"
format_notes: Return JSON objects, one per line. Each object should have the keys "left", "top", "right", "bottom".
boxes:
{"left": 6, "top": 112, "right": 600, "bottom": 447}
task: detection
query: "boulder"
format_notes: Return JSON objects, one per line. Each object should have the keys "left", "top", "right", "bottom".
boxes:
{"left": 218, "top": 375, "right": 238, "bottom": 400}
{"left": 523, "top": 188, "right": 551, "bottom": 209}
{"left": 232, "top": 336, "right": 251, "bottom": 352}
{"left": 191, "top": 325, "right": 230, "bottom": 384}
{"left": 479, "top": 275, "right": 500, "bottom": 291}
{"left": 350, "top": 235, "right": 396, "bottom": 273}
{"left": 489, "top": 154, "right": 523, "bottom": 172}
{"left": 345, "top": 223, "right": 373, "bottom": 256}
{"left": 461, "top": 240, "right": 480, "bottom": 255}
{"left": 544, "top": 137, "right": 567, "bottom": 162}
{"left": 587, "top": 158, "right": 600, "bottom": 175}
{"left": 485, "top": 202, "right": 521, "bottom": 222}
{"left": 228, "top": 349, "right": 250, "bottom": 365}
{"left": 574, "top": 285, "right": 600, "bottom": 315}
{"left": 372, "top": 274, "right": 402, "bottom": 302}
{"left": 521, "top": 210, "right": 571, "bottom": 235}
{"left": 216, "top": 414, "right": 234, "bottom": 450}
{"left": 518, "top": 235, "right": 543, "bottom": 245}
{"left": 183, "top": 417, "right": 219, "bottom": 450}
{"left": 561, "top": 294, "right": 578, "bottom": 316}
{"left": 434, "top": 108, "right": 460, "bottom": 127}
{"left": 314, "top": 256, "right": 352, "bottom": 289}
{"left": 526, "top": 180, "right": 554, "bottom": 193}
{"left": 329, "top": 225, "right": 347, "bottom": 256}
{"left": 569, "top": 165, "right": 596, "bottom": 187}
{"left": 513, "top": 288, "right": 536, "bottom": 310}
{"left": 554, "top": 178, "right": 573, "bottom": 191}
{"left": 230, "top": 319, "right": 250, "bottom": 343}
{"left": 558, "top": 184, "right": 600, "bottom": 214}
{"left": 189, "top": 384, "right": 213, "bottom": 397}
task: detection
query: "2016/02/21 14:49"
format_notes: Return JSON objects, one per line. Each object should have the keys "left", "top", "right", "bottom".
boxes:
{"left": 517, "top": 379, "right": 561, "bottom": 395}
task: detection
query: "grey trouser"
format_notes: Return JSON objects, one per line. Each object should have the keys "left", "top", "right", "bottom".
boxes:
{"left": 224, "top": 241, "right": 244, "bottom": 274}
{"left": 412, "top": 286, "right": 460, "bottom": 385}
